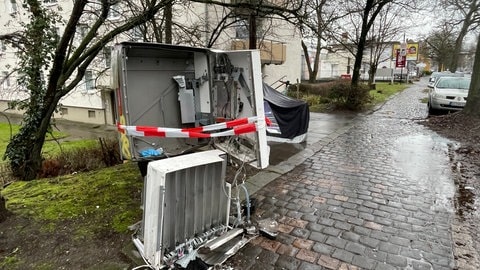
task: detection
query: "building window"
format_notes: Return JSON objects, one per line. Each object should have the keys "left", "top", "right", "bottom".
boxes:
{"left": 7, "top": 0, "right": 17, "bottom": 14}
{"left": 78, "top": 24, "right": 88, "bottom": 39}
{"left": 52, "top": 27, "right": 61, "bottom": 44}
{"left": 88, "top": 110, "right": 96, "bottom": 118}
{"left": 107, "top": 3, "right": 121, "bottom": 20}
{"left": 40, "top": 72, "right": 46, "bottom": 85}
{"left": 43, "top": 0, "right": 57, "bottom": 6}
{"left": 235, "top": 19, "right": 249, "bottom": 39}
{"left": 130, "top": 26, "right": 143, "bottom": 42}
{"left": 84, "top": 70, "right": 95, "bottom": 91}
{"left": 60, "top": 107, "right": 68, "bottom": 115}
{"left": 0, "top": 40, "right": 6, "bottom": 54}
{"left": 2, "top": 71, "right": 11, "bottom": 89}
{"left": 103, "top": 46, "right": 112, "bottom": 67}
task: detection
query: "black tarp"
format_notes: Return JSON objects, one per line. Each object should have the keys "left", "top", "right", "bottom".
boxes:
{"left": 263, "top": 83, "right": 309, "bottom": 139}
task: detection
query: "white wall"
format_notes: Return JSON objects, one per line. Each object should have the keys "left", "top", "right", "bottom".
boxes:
{"left": 0, "top": 0, "right": 106, "bottom": 111}
{"left": 261, "top": 21, "right": 302, "bottom": 88}
{"left": 0, "top": 0, "right": 304, "bottom": 124}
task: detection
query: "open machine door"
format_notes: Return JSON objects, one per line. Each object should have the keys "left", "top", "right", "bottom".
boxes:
{"left": 111, "top": 42, "right": 269, "bottom": 169}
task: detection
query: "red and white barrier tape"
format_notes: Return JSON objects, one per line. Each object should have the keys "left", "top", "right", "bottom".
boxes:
{"left": 184, "top": 116, "right": 259, "bottom": 132}
{"left": 117, "top": 117, "right": 269, "bottom": 138}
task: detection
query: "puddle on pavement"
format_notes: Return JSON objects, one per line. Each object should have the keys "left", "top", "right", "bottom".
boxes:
{"left": 392, "top": 134, "right": 456, "bottom": 212}
{"left": 268, "top": 142, "right": 306, "bottom": 165}
{"left": 393, "top": 134, "right": 479, "bottom": 219}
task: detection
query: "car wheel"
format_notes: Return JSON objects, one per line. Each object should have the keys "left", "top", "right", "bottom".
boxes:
{"left": 427, "top": 102, "right": 436, "bottom": 116}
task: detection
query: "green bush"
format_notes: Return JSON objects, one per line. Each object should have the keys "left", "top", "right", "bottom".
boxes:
{"left": 286, "top": 87, "right": 304, "bottom": 99}
{"left": 423, "top": 70, "right": 433, "bottom": 76}
{"left": 326, "top": 81, "right": 372, "bottom": 110}
{"left": 287, "top": 81, "right": 338, "bottom": 97}
{"left": 303, "top": 95, "right": 321, "bottom": 106}
{"left": 287, "top": 80, "right": 372, "bottom": 111}
{"left": 326, "top": 80, "right": 352, "bottom": 101}
{"left": 38, "top": 138, "right": 121, "bottom": 178}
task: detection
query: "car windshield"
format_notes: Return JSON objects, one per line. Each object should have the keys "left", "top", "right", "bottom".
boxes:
{"left": 435, "top": 78, "right": 470, "bottom": 90}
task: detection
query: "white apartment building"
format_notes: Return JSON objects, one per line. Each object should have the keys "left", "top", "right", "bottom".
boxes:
{"left": 0, "top": 0, "right": 302, "bottom": 125}
{"left": 301, "top": 41, "right": 419, "bottom": 82}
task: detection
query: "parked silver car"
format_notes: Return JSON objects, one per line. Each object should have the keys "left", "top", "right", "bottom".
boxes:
{"left": 427, "top": 76, "right": 471, "bottom": 115}
{"left": 427, "top": 71, "right": 464, "bottom": 88}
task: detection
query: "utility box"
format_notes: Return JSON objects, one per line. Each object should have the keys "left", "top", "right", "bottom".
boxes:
{"left": 111, "top": 43, "right": 276, "bottom": 269}
{"left": 111, "top": 42, "right": 269, "bottom": 169}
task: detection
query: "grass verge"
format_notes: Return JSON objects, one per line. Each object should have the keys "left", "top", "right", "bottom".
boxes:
{"left": 295, "top": 81, "right": 410, "bottom": 113}
{"left": 0, "top": 122, "right": 98, "bottom": 161}
{"left": 0, "top": 120, "right": 140, "bottom": 269}
{"left": 0, "top": 120, "right": 132, "bottom": 233}
{"left": 1, "top": 162, "right": 142, "bottom": 234}
{"left": 369, "top": 82, "right": 410, "bottom": 105}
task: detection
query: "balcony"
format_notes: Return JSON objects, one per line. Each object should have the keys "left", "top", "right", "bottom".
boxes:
{"left": 231, "top": 39, "right": 286, "bottom": 65}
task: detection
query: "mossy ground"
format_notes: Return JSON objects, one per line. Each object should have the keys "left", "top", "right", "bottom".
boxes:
{"left": 0, "top": 120, "right": 143, "bottom": 269}
{"left": 0, "top": 161, "right": 143, "bottom": 269}
{"left": 1, "top": 162, "right": 142, "bottom": 232}
{"left": 0, "top": 162, "right": 144, "bottom": 269}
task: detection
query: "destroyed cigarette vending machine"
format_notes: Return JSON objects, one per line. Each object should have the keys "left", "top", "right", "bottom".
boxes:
{"left": 111, "top": 42, "right": 270, "bottom": 269}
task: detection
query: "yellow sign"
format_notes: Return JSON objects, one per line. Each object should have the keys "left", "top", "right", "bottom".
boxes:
{"left": 119, "top": 115, "right": 132, "bottom": 159}
{"left": 392, "top": 43, "right": 418, "bottom": 61}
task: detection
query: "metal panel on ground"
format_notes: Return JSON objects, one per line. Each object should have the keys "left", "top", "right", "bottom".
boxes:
{"left": 141, "top": 150, "right": 229, "bottom": 269}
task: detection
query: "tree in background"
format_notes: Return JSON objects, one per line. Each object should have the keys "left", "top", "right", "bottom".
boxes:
{"left": 122, "top": 1, "right": 205, "bottom": 45}
{"left": 1, "top": 0, "right": 171, "bottom": 180}
{"left": 330, "top": 0, "right": 423, "bottom": 86}
{"left": 463, "top": 34, "right": 480, "bottom": 117}
{"left": 300, "top": 0, "right": 346, "bottom": 83}
{"left": 0, "top": 0, "right": 303, "bottom": 180}
{"left": 440, "top": 0, "right": 480, "bottom": 72}
{"left": 424, "top": 23, "right": 457, "bottom": 71}
{"left": 324, "top": 0, "right": 400, "bottom": 109}
{"left": 343, "top": 0, "right": 394, "bottom": 87}
{"left": 365, "top": 3, "right": 405, "bottom": 88}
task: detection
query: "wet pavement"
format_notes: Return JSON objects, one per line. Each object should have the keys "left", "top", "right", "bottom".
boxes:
{"left": 233, "top": 79, "right": 480, "bottom": 269}
{"left": 269, "top": 112, "right": 357, "bottom": 166}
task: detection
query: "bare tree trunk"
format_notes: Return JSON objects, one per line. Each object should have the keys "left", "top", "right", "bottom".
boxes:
{"left": 310, "top": 41, "right": 321, "bottom": 83}
{"left": 301, "top": 41, "right": 313, "bottom": 79}
{"left": 23, "top": 95, "right": 61, "bottom": 180}
{"left": 301, "top": 40, "right": 321, "bottom": 83}
{"left": 6, "top": 0, "right": 168, "bottom": 180}
{"left": 351, "top": 1, "right": 371, "bottom": 87}
{"left": 448, "top": 0, "right": 476, "bottom": 73}
{"left": 463, "top": 35, "right": 480, "bottom": 117}
{"left": 368, "top": 42, "right": 375, "bottom": 87}
{"left": 248, "top": 14, "right": 257, "bottom": 49}
{"left": 351, "top": 0, "right": 390, "bottom": 87}
{"left": 450, "top": 25, "right": 468, "bottom": 72}
{"left": 165, "top": 1, "right": 172, "bottom": 44}
{"left": 368, "top": 63, "right": 377, "bottom": 88}
{"left": 351, "top": 33, "right": 367, "bottom": 86}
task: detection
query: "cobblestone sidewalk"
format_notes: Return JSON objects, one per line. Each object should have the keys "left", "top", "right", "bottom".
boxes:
{"left": 228, "top": 81, "right": 460, "bottom": 270}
